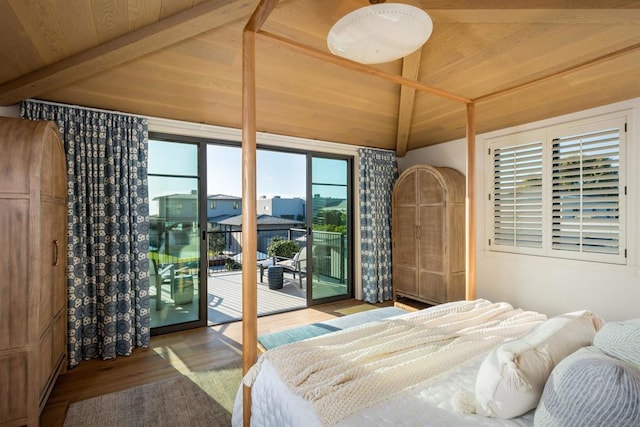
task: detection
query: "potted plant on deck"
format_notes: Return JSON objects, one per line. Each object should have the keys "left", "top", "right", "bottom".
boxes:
{"left": 266, "top": 237, "right": 299, "bottom": 289}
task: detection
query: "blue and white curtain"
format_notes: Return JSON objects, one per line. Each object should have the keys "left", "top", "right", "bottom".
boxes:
{"left": 21, "top": 100, "right": 150, "bottom": 368}
{"left": 358, "top": 148, "right": 397, "bottom": 303}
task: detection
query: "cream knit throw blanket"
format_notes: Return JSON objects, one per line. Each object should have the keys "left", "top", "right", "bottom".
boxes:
{"left": 244, "top": 299, "right": 546, "bottom": 426}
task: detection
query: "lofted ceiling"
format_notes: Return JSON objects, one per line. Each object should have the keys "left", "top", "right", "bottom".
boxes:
{"left": 0, "top": 0, "right": 639, "bottom": 155}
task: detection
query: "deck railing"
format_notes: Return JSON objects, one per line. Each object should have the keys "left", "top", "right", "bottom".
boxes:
{"left": 151, "top": 227, "right": 345, "bottom": 280}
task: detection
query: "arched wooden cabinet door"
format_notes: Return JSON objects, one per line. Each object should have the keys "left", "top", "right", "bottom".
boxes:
{"left": 0, "top": 117, "right": 67, "bottom": 426}
{"left": 392, "top": 164, "right": 465, "bottom": 306}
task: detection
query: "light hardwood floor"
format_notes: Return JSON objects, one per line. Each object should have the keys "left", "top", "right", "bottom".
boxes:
{"left": 41, "top": 299, "right": 392, "bottom": 426}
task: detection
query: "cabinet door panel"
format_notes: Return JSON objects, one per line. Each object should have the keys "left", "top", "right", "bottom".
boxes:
{"left": 41, "top": 134, "right": 54, "bottom": 197}
{"left": 0, "top": 352, "right": 28, "bottom": 424}
{"left": 418, "top": 170, "right": 444, "bottom": 204}
{"left": 39, "top": 326, "right": 53, "bottom": 399}
{"left": 0, "top": 200, "right": 29, "bottom": 349}
{"left": 394, "top": 172, "right": 416, "bottom": 205}
{"left": 393, "top": 206, "right": 416, "bottom": 266}
{"left": 419, "top": 205, "right": 444, "bottom": 272}
{"left": 420, "top": 271, "right": 445, "bottom": 303}
{"left": 449, "top": 273, "right": 466, "bottom": 302}
{"left": 394, "top": 266, "right": 418, "bottom": 296}
{"left": 53, "top": 202, "right": 67, "bottom": 316}
{"left": 51, "top": 132, "right": 67, "bottom": 201}
{"left": 40, "top": 201, "right": 54, "bottom": 335}
{"left": 449, "top": 204, "right": 466, "bottom": 273}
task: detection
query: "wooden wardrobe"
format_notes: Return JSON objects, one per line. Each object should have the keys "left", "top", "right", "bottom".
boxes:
{"left": 392, "top": 164, "right": 465, "bottom": 306}
{"left": 0, "top": 117, "right": 67, "bottom": 426}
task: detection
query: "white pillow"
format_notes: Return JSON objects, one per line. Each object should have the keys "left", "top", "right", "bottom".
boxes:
{"left": 474, "top": 310, "right": 604, "bottom": 419}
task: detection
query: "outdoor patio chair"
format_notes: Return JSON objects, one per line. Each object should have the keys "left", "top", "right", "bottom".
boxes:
{"left": 277, "top": 246, "right": 306, "bottom": 288}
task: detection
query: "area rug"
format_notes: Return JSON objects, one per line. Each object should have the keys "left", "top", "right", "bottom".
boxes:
{"left": 64, "top": 361, "right": 242, "bottom": 427}
{"left": 258, "top": 306, "right": 406, "bottom": 350}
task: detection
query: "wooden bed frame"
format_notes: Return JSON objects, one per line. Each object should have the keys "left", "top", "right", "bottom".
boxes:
{"left": 240, "top": 1, "right": 477, "bottom": 424}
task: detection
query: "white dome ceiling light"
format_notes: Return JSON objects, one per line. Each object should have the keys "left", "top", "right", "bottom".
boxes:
{"left": 327, "top": 1, "right": 433, "bottom": 65}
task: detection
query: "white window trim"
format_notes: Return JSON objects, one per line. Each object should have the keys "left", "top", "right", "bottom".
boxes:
{"left": 486, "top": 110, "right": 630, "bottom": 265}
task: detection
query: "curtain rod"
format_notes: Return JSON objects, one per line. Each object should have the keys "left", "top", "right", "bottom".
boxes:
{"left": 25, "top": 98, "right": 144, "bottom": 120}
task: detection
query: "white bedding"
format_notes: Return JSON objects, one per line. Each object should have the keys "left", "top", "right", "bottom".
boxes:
{"left": 232, "top": 354, "right": 535, "bottom": 427}
{"left": 232, "top": 300, "right": 544, "bottom": 426}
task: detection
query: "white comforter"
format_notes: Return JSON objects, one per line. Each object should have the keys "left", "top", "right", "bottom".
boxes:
{"left": 233, "top": 299, "right": 546, "bottom": 426}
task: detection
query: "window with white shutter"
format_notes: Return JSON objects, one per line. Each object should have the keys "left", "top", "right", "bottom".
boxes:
{"left": 492, "top": 141, "right": 544, "bottom": 249}
{"left": 487, "top": 113, "right": 627, "bottom": 264}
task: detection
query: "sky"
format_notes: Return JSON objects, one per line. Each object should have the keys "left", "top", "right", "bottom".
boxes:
{"left": 147, "top": 140, "right": 347, "bottom": 215}
{"left": 207, "top": 145, "right": 306, "bottom": 199}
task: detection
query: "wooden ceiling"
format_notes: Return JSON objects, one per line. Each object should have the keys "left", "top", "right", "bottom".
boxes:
{"left": 1, "top": 0, "right": 639, "bottom": 155}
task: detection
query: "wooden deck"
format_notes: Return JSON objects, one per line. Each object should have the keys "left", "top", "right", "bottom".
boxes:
{"left": 149, "top": 269, "right": 307, "bottom": 328}
{"left": 207, "top": 270, "right": 306, "bottom": 324}
{"left": 150, "top": 267, "right": 352, "bottom": 328}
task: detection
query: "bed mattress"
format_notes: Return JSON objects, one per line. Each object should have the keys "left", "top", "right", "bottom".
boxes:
{"left": 233, "top": 300, "right": 541, "bottom": 426}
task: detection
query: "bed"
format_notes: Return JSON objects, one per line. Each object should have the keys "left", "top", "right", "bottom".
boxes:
{"left": 232, "top": 299, "right": 640, "bottom": 426}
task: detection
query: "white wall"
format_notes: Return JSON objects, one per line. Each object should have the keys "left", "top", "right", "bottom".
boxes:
{"left": 399, "top": 98, "right": 640, "bottom": 321}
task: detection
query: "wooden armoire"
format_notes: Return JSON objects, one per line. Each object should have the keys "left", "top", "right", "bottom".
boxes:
{"left": 392, "top": 164, "right": 465, "bottom": 306}
{"left": 0, "top": 117, "right": 67, "bottom": 426}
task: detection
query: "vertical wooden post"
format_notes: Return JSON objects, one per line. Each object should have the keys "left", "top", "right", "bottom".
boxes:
{"left": 465, "top": 102, "right": 477, "bottom": 300}
{"left": 242, "top": 2, "right": 279, "bottom": 425}
{"left": 241, "top": 25, "right": 258, "bottom": 427}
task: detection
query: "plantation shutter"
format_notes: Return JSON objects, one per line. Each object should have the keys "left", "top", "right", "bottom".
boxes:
{"left": 492, "top": 141, "right": 544, "bottom": 248}
{"left": 551, "top": 126, "right": 621, "bottom": 255}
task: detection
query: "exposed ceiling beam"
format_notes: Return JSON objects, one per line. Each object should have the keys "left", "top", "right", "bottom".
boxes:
{"left": 428, "top": 9, "right": 640, "bottom": 24}
{"left": 0, "top": 0, "right": 260, "bottom": 106}
{"left": 257, "top": 30, "right": 472, "bottom": 105}
{"left": 396, "top": 50, "right": 422, "bottom": 157}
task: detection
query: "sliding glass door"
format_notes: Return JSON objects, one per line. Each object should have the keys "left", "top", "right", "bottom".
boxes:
{"left": 148, "top": 134, "right": 354, "bottom": 332}
{"left": 148, "top": 140, "right": 204, "bottom": 332}
{"left": 308, "top": 155, "right": 352, "bottom": 304}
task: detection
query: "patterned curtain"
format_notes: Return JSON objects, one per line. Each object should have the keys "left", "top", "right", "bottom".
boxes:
{"left": 358, "top": 148, "right": 398, "bottom": 303}
{"left": 21, "top": 100, "right": 150, "bottom": 368}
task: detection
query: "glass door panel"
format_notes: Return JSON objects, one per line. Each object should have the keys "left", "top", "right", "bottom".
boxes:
{"left": 149, "top": 140, "right": 201, "bottom": 330}
{"left": 309, "top": 157, "right": 351, "bottom": 302}
{"left": 206, "top": 146, "right": 308, "bottom": 325}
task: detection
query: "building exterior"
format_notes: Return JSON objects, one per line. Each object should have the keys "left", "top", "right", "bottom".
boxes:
{"left": 215, "top": 214, "right": 305, "bottom": 254}
{"left": 257, "top": 196, "right": 306, "bottom": 222}
{"left": 207, "top": 194, "right": 242, "bottom": 224}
